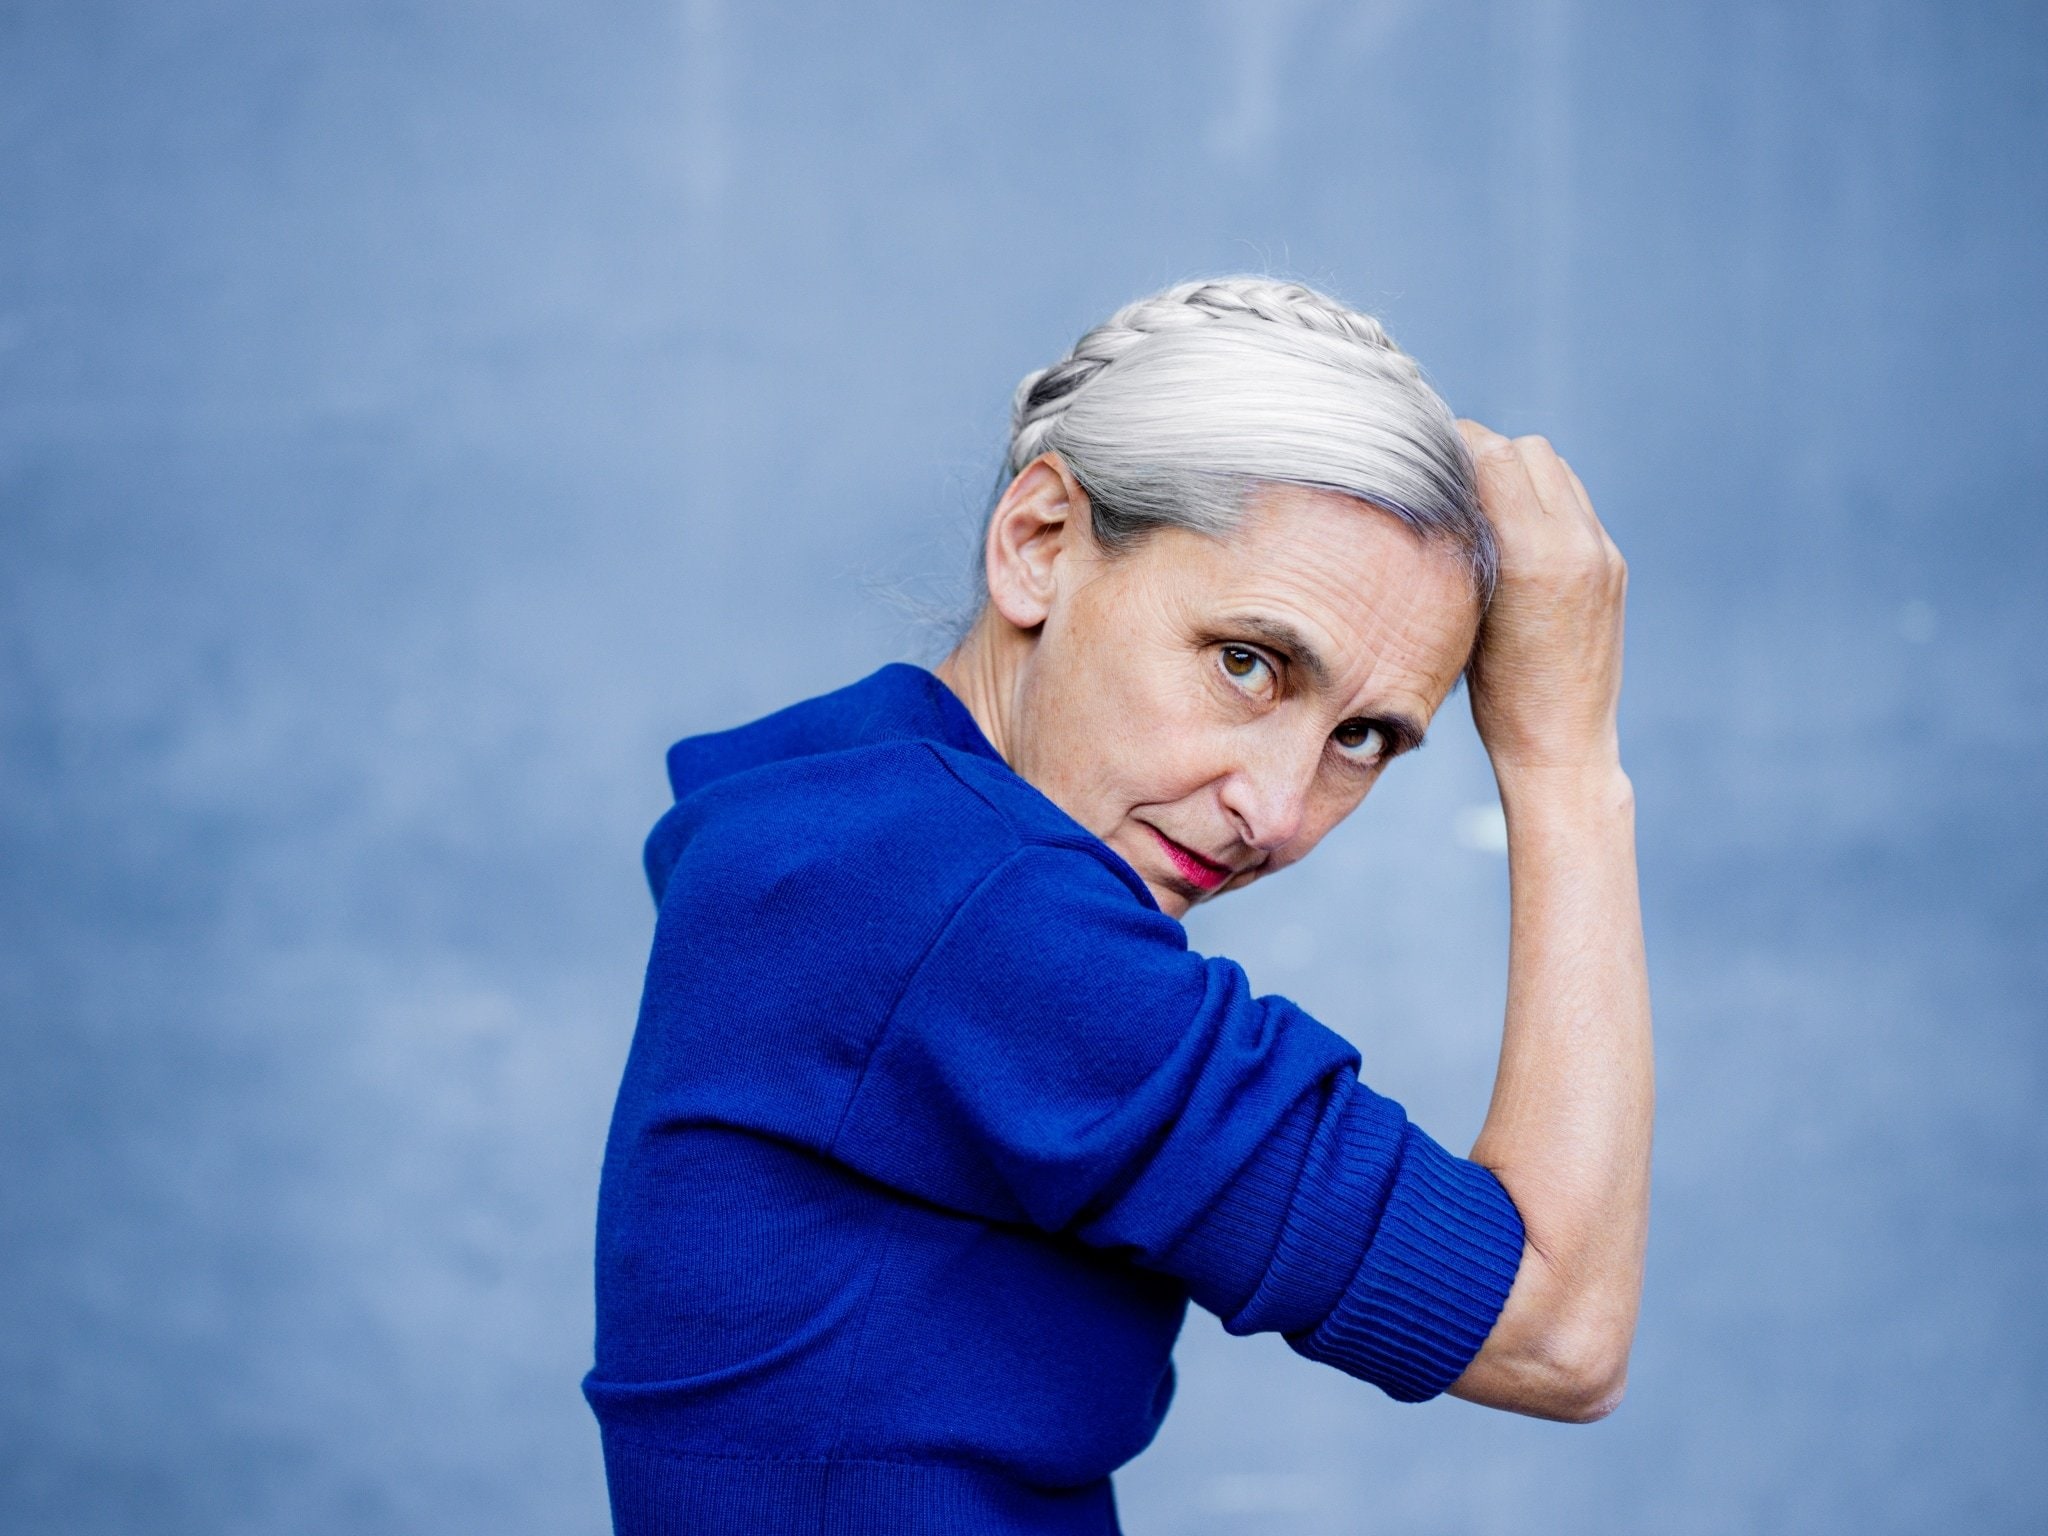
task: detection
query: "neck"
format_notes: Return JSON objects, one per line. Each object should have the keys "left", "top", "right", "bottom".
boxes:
{"left": 934, "top": 614, "right": 1027, "bottom": 768}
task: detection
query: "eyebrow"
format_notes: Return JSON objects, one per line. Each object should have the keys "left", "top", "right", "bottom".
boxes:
{"left": 1218, "top": 612, "right": 1431, "bottom": 757}
{"left": 1226, "top": 614, "right": 1331, "bottom": 687}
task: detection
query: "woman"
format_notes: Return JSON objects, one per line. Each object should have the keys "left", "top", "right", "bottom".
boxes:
{"left": 584, "top": 278, "right": 1653, "bottom": 1534}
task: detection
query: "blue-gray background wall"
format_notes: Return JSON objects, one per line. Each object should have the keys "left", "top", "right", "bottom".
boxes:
{"left": 4, "top": 3, "right": 2043, "bottom": 1532}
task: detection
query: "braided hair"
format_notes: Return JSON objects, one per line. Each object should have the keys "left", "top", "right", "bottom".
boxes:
{"left": 989, "top": 276, "right": 1494, "bottom": 603}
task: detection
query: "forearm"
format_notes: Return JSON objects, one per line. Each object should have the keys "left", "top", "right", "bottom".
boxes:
{"left": 1451, "top": 754, "right": 1654, "bottom": 1419}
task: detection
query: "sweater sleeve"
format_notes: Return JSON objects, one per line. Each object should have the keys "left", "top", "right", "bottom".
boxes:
{"left": 829, "top": 842, "right": 1525, "bottom": 1403}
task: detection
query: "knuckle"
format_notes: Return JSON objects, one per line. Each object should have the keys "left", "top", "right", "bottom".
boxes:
{"left": 1566, "top": 527, "right": 1607, "bottom": 562}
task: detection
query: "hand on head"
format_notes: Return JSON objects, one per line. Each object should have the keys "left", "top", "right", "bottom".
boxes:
{"left": 1455, "top": 421, "right": 1628, "bottom": 777}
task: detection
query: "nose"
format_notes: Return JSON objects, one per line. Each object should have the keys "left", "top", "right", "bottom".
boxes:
{"left": 1215, "top": 733, "right": 1318, "bottom": 855}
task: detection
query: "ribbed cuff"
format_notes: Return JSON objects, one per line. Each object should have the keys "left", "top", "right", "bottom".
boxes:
{"left": 1215, "top": 1078, "right": 1409, "bottom": 1336}
{"left": 1286, "top": 1125, "right": 1525, "bottom": 1402}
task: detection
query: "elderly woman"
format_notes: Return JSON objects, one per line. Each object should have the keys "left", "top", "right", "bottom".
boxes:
{"left": 583, "top": 278, "right": 1653, "bottom": 1534}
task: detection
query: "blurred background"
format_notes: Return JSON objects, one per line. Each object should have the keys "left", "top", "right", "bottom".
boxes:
{"left": 3, "top": 2, "right": 2044, "bottom": 1532}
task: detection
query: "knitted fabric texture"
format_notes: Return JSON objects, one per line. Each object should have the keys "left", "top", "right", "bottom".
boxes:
{"left": 585, "top": 663, "right": 1525, "bottom": 1535}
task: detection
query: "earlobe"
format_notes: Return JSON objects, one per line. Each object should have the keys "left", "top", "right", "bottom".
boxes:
{"left": 984, "top": 454, "right": 1089, "bottom": 631}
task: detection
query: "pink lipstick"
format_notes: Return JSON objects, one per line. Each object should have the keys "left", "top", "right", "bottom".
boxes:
{"left": 1147, "top": 826, "right": 1231, "bottom": 893}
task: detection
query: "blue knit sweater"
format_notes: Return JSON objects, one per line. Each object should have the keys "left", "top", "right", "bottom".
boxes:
{"left": 585, "top": 662, "right": 1526, "bottom": 1535}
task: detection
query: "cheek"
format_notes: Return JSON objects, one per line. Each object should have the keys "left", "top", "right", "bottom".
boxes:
{"left": 1073, "top": 705, "right": 1224, "bottom": 817}
{"left": 1048, "top": 620, "right": 1219, "bottom": 790}
{"left": 1135, "top": 657, "right": 1253, "bottom": 792}
{"left": 1021, "top": 655, "right": 1200, "bottom": 819}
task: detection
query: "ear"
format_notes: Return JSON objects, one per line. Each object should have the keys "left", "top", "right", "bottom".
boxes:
{"left": 982, "top": 453, "right": 1093, "bottom": 631}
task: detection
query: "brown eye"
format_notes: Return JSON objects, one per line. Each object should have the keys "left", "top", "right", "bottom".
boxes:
{"left": 1333, "top": 719, "right": 1387, "bottom": 760}
{"left": 1216, "top": 645, "right": 1274, "bottom": 695}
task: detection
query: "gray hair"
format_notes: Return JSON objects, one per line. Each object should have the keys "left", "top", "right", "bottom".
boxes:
{"left": 986, "top": 276, "right": 1495, "bottom": 607}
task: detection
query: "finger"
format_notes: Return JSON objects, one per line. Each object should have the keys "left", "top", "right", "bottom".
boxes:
{"left": 1556, "top": 458, "right": 1597, "bottom": 525}
{"left": 1456, "top": 418, "right": 1506, "bottom": 464}
{"left": 1556, "top": 458, "right": 1623, "bottom": 562}
{"left": 1511, "top": 435, "right": 1587, "bottom": 525}
{"left": 1470, "top": 431, "right": 1552, "bottom": 540}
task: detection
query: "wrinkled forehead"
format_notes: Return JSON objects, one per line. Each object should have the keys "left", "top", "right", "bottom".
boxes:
{"left": 1167, "top": 486, "right": 1483, "bottom": 707}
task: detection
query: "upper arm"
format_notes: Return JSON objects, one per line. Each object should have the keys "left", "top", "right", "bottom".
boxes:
{"left": 829, "top": 842, "right": 1529, "bottom": 1404}
{"left": 829, "top": 843, "right": 1342, "bottom": 1236}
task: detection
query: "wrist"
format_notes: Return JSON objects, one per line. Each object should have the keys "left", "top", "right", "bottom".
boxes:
{"left": 1492, "top": 755, "right": 1634, "bottom": 821}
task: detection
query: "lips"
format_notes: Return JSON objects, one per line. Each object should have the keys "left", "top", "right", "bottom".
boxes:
{"left": 1146, "top": 825, "right": 1232, "bottom": 893}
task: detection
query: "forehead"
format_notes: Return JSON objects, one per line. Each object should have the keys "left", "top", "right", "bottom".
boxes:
{"left": 1144, "top": 483, "right": 1481, "bottom": 708}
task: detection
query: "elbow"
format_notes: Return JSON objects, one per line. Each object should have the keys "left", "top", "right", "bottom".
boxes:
{"left": 1448, "top": 1235, "right": 1645, "bottom": 1423}
{"left": 1553, "top": 1361, "right": 1628, "bottom": 1424}
{"left": 1535, "top": 1327, "right": 1632, "bottom": 1424}
{"left": 1512, "top": 1237, "right": 1642, "bottom": 1422}
{"left": 1449, "top": 1311, "right": 1634, "bottom": 1423}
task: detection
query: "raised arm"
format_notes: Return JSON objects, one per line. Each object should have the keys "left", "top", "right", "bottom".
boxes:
{"left": 1445, "top": 423, "right": 1655, "bottom": 1423}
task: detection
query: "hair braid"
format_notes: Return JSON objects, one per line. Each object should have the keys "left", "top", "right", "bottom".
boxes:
{"left": 1008, "top": 278, "right": 1406, "bottom": 475}
{"left": 983, "top": 273, "right": 1494, "bottom": 613}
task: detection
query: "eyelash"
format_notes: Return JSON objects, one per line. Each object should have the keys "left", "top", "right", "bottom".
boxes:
{"left": 1213, "top": 644, "right": 1390, "bottom": 765}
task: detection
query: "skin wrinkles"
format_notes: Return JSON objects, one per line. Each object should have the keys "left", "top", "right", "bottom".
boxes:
{"left": 939, "top": 457, "right": 1478, "bottom": 917}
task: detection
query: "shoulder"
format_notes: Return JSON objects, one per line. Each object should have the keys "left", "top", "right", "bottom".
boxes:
{"left": 677, "top": 738, "right": 1009, "bottom": 877}
{"left": 668, "top": 736, "right": 1154, "bottom": 916}
{"left": 653, "top": 739, "right": 1156, "bottom": 983}
{"left": 639, "top": 739, "right": 1180, "bottom": 1127}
